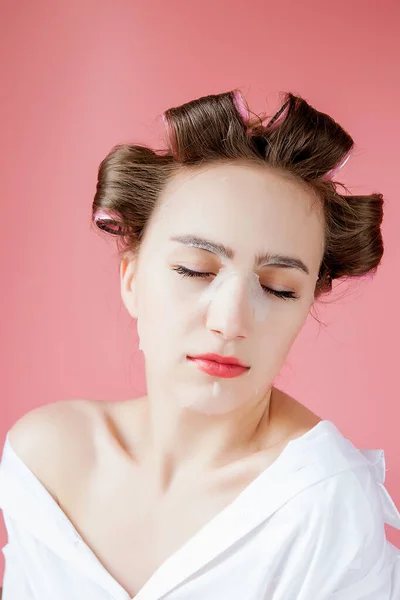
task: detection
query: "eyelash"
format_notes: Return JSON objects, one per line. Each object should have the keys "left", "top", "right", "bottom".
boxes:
{"left": 172, "top": 266, "right": 299, "bottom": 301}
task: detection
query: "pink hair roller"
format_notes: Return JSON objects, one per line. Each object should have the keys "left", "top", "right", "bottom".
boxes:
{"left": 361, "top": 271, "right": 376, "bottom": 281}
{"left": 233, "top": 90, "right": 250, "bottom": 123}
{"left": 266, "top": 100, "right": 290, "bottom": 132}
{"left": 93, "top": 209, "right": 123, "bottom": 234}
{"left": 94, "top": 209, "right": 120, "bottom": 222}
{"left": 321, "top": 148, "right": 353, "bottom": 181}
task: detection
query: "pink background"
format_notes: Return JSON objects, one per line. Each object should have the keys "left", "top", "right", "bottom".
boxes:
{"left": 1, "top": 0, "right": 399, "bottom": 581}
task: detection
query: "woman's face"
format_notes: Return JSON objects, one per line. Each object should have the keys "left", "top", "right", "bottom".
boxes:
{"left": 121, "top": 162, "right": 325, "bottom": 415}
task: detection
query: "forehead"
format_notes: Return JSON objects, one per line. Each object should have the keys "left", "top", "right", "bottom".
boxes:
{"left": 150, "top": 162, "right": 325, "bottom": 268}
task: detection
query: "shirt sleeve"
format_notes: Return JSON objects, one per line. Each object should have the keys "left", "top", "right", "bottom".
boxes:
{"left": 329, "top": 543, "right": 400, "bottom": 599}
{"left": 277, "top": 452, "right": 400, "bottom": 600}
{"left": 326, "top": 449, "right": 400, "bottom": 600}
{"left": 2, "top": 542, "right": 37, "bottom": 600}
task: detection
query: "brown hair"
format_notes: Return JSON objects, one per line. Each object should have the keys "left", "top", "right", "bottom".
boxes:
{"left": 91, "top": 89, "right": 384, "bottom": 299}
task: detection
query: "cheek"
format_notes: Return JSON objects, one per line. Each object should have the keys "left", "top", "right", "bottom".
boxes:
{"left": 257, "top": 300, "right": 310, "bottom": 354}
{"left": 135, "top": 271, "right": 188, "bottom": 351}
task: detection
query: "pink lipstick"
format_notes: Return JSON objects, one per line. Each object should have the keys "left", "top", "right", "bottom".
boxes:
{"left": 187, "top": 354, "right": 250, "bottom": 379}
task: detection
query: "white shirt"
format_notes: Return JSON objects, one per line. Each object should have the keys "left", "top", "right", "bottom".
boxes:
{"left": 0, "top": 420, "right": 399, "bottom": 600}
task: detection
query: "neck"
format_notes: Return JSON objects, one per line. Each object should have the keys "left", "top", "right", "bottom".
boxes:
{"left": 140, "top": 382, "right": 275, "bottom": 485}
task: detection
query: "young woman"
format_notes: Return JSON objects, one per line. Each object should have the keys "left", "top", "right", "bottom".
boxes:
{"left": 1, "top": 89, "right": 399, "bottom": 599}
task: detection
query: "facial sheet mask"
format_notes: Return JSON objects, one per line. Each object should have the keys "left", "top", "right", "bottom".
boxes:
{"left": 179, "top": 377, "right": 262, "bottom": 416}
{"left": 137, "top": 315, "right": 144, "bottom": 352}
{"left": 178, "top": 265, "right": 273, "bottom": 415}
{"left": 197, "top": 265, "right": 273, "bottom": 323}
{"left": 179, "top": 383, "right": 238, "bottom": 415}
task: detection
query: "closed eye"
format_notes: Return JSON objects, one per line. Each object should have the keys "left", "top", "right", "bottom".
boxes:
{"left": 172, "top": 266, "right": 299, "bottom": 301}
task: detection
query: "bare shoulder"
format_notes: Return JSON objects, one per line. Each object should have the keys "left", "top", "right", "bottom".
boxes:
{"left": 7, "top": 399, "right": 106, "bottom": 498}
{"left": 271, "top": 387, "right": 322, "bottom": 439}
{"left": 8, "top": 398, "right": 105, "bottom": 456}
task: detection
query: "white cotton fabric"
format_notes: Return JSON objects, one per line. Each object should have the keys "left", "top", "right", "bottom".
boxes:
{"left": 1, "top": 420, "right": 399, "bottom": 600}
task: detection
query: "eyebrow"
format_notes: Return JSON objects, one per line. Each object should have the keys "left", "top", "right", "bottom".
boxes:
{"left": 170, "top": 235, "right": 310, "bottom": 275}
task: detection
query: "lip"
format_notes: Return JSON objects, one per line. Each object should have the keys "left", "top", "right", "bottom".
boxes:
{"left": 187, "top": 354, "right": 250, "bottom": 379}
{"left": 189, "top": 353, "right": 248, "bottom": 367}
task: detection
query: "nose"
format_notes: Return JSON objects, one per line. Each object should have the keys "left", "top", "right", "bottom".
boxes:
{"left": 204, "top": 273, "right": 252, "bottom": 341}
